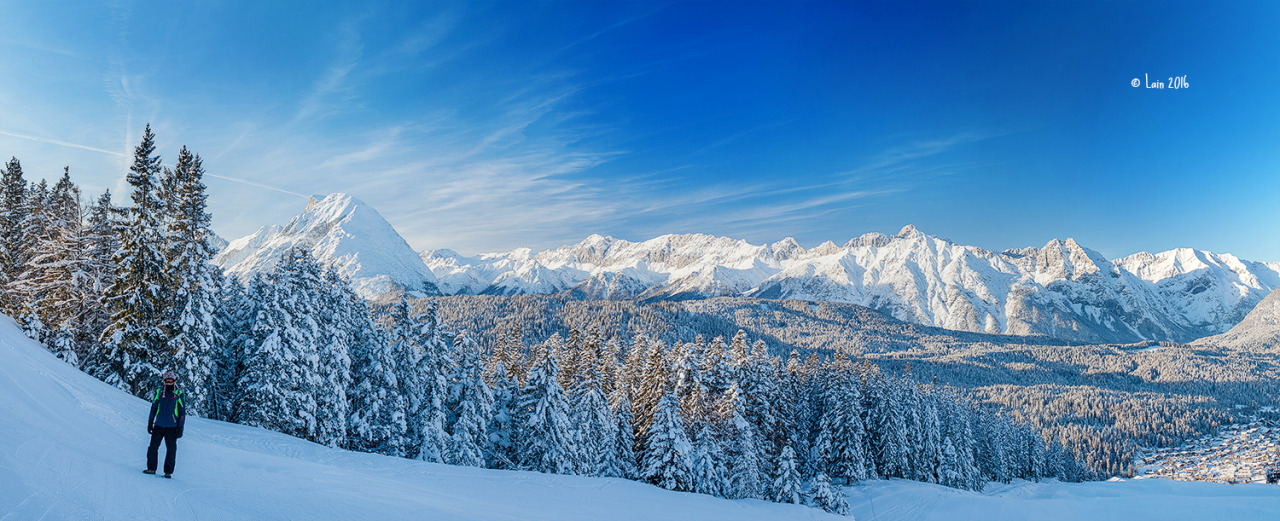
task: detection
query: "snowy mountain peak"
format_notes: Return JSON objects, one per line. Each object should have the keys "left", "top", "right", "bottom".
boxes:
{"left": 895, "top": 224, "right": 925, "bottom": 239}
{"left": 1031, "top": 238, "right": 1108, "bottom": 282}
{"left": 770, "top": 237, "right": 802, "bottom": 259}
{"left": 215, "top": 192, "right": 439, "bottom": 299}
{"left": 845, "top": 232, "right": 891, "bottom": 249}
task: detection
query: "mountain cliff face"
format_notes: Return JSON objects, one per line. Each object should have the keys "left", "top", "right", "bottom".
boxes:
{"left": 214, "top": 193, "right": 439, "bottom": 298}
{"left": 217, "top": 194, "right": 1279, "bottom": 343}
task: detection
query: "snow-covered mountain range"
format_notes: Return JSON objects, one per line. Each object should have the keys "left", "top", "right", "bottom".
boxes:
{"left": 214, "top": 193, "right": 1280, "bottom": 344}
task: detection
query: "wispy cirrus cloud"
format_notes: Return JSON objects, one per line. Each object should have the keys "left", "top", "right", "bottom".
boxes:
{"left": 295, "top": 19, "right": 366, "bottom": 122}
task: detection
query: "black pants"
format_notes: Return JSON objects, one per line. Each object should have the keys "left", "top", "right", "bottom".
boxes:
{"left": 147, "top": 427, "right": 179, "bottom": 474}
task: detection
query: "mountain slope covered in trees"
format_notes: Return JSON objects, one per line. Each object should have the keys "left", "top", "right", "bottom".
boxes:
{"left": 429, "top": 293, "right": 1280, "bottom": 478}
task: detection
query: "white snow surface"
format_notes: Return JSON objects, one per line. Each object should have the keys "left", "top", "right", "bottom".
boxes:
{"left": 0, "top": 316, "right": 832, "bottom": 521}
{"left": 3, "top": 317, "right": 1279, "bottom": 520}
{"left": 214, "top": 193, "right": 438, "bottom": 298}
{"left": 846, "top": 478, "right": 1280, "bottom": 521}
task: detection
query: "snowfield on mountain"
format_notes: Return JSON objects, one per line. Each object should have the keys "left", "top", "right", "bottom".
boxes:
{"left": 216, "top": 193, "right": 1279, "bottom": 344}
{"left": 5, "top": 315, "right": 1280, "bottom": 521}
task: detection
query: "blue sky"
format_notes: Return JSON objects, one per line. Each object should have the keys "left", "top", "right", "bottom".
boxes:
{"left": 0, "top": 1, "right": 1276, "bottom": 260}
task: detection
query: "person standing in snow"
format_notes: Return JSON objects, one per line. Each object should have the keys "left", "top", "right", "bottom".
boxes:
{"left": 145, "top": 371, "right": 186, "bottom": 478}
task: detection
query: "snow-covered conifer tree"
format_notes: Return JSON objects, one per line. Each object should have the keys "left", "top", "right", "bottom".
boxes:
{"left": 9, "top": 168, "right": 93, "bottom": 361}
{"left": 99, "top": 125, "right": 172, "bottom": 395}
{"left": 0, "top": 156, "right": 30, "bottom": 314}
{"left": 313, "top": 269, "right": 353, "bottom": 448}
{"left": 641, "top": 388, "right": 693, "bottom": 492}
{"left": 720, "top": 382, "right": 763, "bottom": 498}
{"left": 163, "top": 148, "right": 219, "bottom": 415}
{"left": 447, "top": 334, "right": 493, "bottom": 467}
{"left": 771, "top": 444, "right": 803, "bottom": 504}
{"left": 234, "top": 272, "right": 318, "bottom": 439}
{"left": 486, "top": 361, "right": 520, "bottom": 470}
{"left": 813, "top": 369, "right": 868, "bottom": 484}
{"left": 608, "top": 388, "right": 638, "bottom": 479}
{"left": 690, "top": 421, "right": 728, "bottom": 497}
{"left": 807, "top": 472, "right": 849, "bottom": 515}
{"left": 209, "top": 275, "right": 249, "bottom": 422}
{"left": 520, "top": 348, "right": 575, "bottom": 474}
{"left": 347, "top": 299, "right": 406, "bottom": 456}
{"left": 570, "top": 346, "right": 615, "bottom": 476}
{"left": 409, "top": 300, "right": 451, "bottom": 462}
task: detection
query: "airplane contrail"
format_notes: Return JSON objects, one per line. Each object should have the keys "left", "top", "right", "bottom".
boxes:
{"left": 0, "top": 128, "right": 308, "bottom": 199}
{"left": 205, "top": 173, "right": 309, "bottom": 198}
{"left": 0, "top": 128, "right": 127, "bottom": 157}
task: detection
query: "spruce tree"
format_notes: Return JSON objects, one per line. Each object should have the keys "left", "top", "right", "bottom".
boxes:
{"left": 447, "top": 334, "right": 493, "bottom": 467}
{"left": 486, "top": 361, "right": 521, "bottom": 470}
{"left": 99, "top": 125, "right": 171, "bottom": 395}
{"left": 79, "top": 190, "right": 118, "bottom": 369}
{"left": 10, "top": 168, "right": 90, "bottom": 358}
{"left": 0, "top": 156, "right": 29, "bottom": 314}
{"left": 164, "top": 147, "right": 219, "bottom": 415}
{"left": 690, "top": 421, "right": 729, "bottom": 497}
{"left": 720, "top": 382, "right": 763, "bottom": 499}
{"left": 210, "top": 274, "right": 249, "bottom": 422}
{"left": 807, "top": 472, "right": 849, "bottom": 515}
{"left": 234, "top": 272, "right": 318, "bottom": 439}
{"left": 608, "top": 388, "right": 639, "bottom": 479}
{"left": 409, "top": 300, "right": 451, "bottom": 462}
{"left": 348, "top": 297, "right": 407, "bottom": 456}
{"left": 813, "top": 369, "right": 868, "bottom": 484}
{"left": 771, "top": 444, "right": 803, "bottom": 504}
{"left": 570, "top": 354, "right": 615, "bottom": 476}
{"left": 641, "top": 388, "right": 693, "bottom": 492}
{"left": 520, "top": 348, "right": 576, "bottom": 474}
{"left": 314, "top": 269, "right": 353, "bottom": 448}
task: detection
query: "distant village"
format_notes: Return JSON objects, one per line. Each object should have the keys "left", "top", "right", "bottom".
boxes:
{"left": 1137, "top": 413, "right": 1280, "bottom": 485}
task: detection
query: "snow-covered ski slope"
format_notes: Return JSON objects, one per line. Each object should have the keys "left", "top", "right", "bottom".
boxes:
{"left": 0, "top": 315, "right": 831, "bottom": 521}
{"left": 3, "top": 317, "right": 1280, "bottom": 521}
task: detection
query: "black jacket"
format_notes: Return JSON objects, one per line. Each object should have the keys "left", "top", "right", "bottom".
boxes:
{"left": 148, "top": 388, "right": 186, "bottom": 429}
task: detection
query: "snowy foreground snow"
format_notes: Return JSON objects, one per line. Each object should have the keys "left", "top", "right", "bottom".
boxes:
{"left": 846, "top": 478, "right": 1280, "bottom": 521}
{"left": 3, "top": 317, "right": 1279, "bottom": 521}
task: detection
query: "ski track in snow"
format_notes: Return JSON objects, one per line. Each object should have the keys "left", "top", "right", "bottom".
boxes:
{"left": 3, "top": 315, "right": 1280, "bottom": 520}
